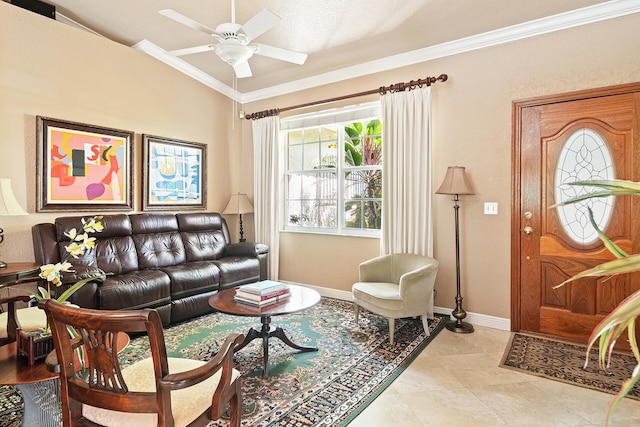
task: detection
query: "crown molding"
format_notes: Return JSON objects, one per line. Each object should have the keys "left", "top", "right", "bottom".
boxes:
{"left": 132, "top": 40, "right": 237, "bottom": 98}
{"left": 241, "top": 0, "right": 640, "bottom": 103}
{"left": 55, "top": 12, "right": 106, "bottom": 38}
{"left": 131, "top": 0, "right": 640, "bottom": 104}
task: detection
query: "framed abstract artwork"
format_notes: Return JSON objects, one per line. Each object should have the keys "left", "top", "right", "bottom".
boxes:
{"left": 142, "top": 135, "right": 207, "bottom": 211}
{"left": 36, "top": 117, "right": 134, "bottom": 212}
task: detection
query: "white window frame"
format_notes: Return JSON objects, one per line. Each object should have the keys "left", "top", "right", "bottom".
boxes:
{"left": 281, "top": 103, "right": 382, "bottom": 237}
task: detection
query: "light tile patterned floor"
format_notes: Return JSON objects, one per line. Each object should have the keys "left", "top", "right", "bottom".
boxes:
{"left": 348, "top": 326, "right": 640, "bottom": 426}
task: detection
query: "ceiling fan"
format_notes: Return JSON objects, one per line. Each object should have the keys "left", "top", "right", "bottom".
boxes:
{"left": 159, "top": 0, "right": 307, "bottom": 78}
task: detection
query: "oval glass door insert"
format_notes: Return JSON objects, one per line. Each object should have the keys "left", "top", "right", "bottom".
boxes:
{"left": 555, "top": 128, "right": 614, "bottom": 245}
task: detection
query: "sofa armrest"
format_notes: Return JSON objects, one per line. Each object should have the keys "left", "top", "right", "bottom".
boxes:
{"left": 223, "top": 242, "right": 269, "bottom": 258}
{"left": 61, "top": 265, "right": 107, "bottom": 285}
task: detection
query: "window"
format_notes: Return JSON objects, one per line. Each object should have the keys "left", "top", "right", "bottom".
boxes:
{"left": 283, "top": 104, "right": 382, "bottom": 236}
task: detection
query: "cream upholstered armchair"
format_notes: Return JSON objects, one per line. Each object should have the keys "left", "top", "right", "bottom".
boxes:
{"left": 352, "top": 254, "right": 439, "bottom": 345}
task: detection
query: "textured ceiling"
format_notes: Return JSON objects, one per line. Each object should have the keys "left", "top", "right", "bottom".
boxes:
{"left": 38, "top": 0, "right": 613, "bottom": 96}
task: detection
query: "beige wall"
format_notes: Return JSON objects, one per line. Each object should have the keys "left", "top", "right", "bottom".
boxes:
{"left": 0, "top": 3, "right": 244, "bottom": 263}
{"left": 4, "top": 1, "right": 640, "bottom": 322}
{"left": 243, "top": 13, "right": 640, "bottom": 320}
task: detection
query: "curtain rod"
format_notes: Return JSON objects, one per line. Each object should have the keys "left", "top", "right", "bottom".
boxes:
{"left": 245, "top": 73, "right": 448, "bottom": 120}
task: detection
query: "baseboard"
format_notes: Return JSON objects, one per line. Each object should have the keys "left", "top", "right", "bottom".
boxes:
{"left": 282, "top": 281, "right": 511, "bottom": 332}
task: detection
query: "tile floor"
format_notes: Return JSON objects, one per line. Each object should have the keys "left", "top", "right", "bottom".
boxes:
{"left": 348, "top": 325, "right": 640, "bottom": 426}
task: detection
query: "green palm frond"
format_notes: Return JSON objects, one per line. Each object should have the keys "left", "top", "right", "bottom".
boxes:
{"left": 551, "top": 180, "right": 640, "bottom": 208}
{"left": 552, "top": 179, "right": 640, "bottom": 425}
{"left": 585, "top": 206, "right": 628, "bottom": 259}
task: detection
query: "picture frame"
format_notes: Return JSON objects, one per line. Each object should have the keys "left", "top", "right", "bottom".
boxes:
{"left": 142, "top": 135, "right": 207, "bottom": 211}
{"left": 36, "top": 116, "right": 134, "bottom": 212}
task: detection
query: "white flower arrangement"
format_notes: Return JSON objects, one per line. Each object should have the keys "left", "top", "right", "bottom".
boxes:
{"left": 33, "top": 216, "right": 106, "bottom": 303}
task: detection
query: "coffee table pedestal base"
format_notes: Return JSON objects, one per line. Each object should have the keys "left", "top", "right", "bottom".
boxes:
{"left": 236, "top": 315, "right": 317, "bottom": 377}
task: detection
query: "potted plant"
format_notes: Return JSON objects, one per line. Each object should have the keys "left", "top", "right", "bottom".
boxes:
{"left": 14, "top": 216, "right": 107, "bottom": 364}
{"left": 554, "top": 180, "right": 640, "bottom": 425}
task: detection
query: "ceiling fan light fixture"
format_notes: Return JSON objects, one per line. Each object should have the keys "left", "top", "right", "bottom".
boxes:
{"left": 214, "top": 42, "right": 254, "bottom": 65}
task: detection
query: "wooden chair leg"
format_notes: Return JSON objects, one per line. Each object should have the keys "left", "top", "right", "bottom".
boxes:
{"left": 228, "top": 380, "right": 241, "bottom": 427}
{"left": 354, "top": 304, "right": 360, "bottom": 324}
{"left": 388, "top": 318, "right": 395, "bottom": 345}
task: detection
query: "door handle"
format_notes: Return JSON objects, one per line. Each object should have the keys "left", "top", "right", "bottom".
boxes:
{"left": 523, "top": 226, "right": 533, "bottom": 235}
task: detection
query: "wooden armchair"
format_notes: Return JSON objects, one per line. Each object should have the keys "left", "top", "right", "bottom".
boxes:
{"left": 40, "top": 299, "right": 244, "bottom": 427}
{"left": 0, "top": 295, "right": 40, "bottom": 346}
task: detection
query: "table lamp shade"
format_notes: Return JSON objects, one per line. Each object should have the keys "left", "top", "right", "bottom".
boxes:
{"left": 436, "top": 166, "right": 475, "bottom": 196}
{"left": 222, "top": 193, "right": 253, "bottom": 215}
{"left": 0, "top": 178, "right": 28, "bottom": 216}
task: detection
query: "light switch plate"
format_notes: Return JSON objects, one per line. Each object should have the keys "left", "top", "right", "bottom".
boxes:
{"left": 484, "top": 202, "right": 498, "bottom": 215}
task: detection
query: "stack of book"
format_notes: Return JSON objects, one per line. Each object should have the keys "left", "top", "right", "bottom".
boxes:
{"left": 234, "top": 280, "right": 291, "bottom": 307}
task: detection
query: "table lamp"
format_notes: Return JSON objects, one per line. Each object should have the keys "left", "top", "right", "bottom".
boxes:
{"left": 0, "top": 178, "right": 29, "bottom": 268}
{"left": 436, "top": 166, "right": 475, "bottom": 333}
{"left": 222, "top": 193, "right": 253, "bottom": 242}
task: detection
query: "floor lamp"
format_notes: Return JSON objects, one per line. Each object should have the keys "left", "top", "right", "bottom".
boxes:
{"left": 222, "top": 193, "right": 254, "bottom": 242}
{"left": 436, "top": 166, "right": 475, "bottom": 333}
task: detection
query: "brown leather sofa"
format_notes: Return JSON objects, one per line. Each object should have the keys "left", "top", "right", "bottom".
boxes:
{"left": 31, "top": 212, "right": 269, "bottom": 325}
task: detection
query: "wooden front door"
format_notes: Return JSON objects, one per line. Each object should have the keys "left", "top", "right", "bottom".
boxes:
{"left": 512, "top": 83, "right": 640, "bottom": 343}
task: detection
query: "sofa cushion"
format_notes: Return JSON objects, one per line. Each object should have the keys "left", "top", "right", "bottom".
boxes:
{"left": 170, "top": 291, "right": 217, "bottom": 324}
{"left": 180, "top": 230, "right": 227, "bottom": 262}
{"left": 177, "top": 213, "right": 228, "bottom": 261}
{"left": 98, "top": 270, "right": 171, "bottom": 311}
{"left": 72, "top": 236, "right": 139, "bottom": 275}
{"left": 55, "top": 215, "right": 140, "bottom": 274}
{"left": 134, "top": 233, "right": 186, "bottom": 268}
{"left": 161, "top": 262, "right": 220, "bottom": 299}
{"left": 131, "top": 214, "right": 186, "bottom": 268}
{"left": 56, "top": 214, "right": 132, "bottom": 240}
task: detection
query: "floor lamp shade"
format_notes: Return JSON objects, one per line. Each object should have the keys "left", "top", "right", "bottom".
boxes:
{"left": 222, "top": 193, "right": 253, "bottom": 242}
{"left": 436, "top": 166, "right": 475, "bottom": 196}
{"left": 0, "top": 178, "right": 28, "bottom": 268}
{"left": 436, "top": 167, "right": 474, "bottom": 333}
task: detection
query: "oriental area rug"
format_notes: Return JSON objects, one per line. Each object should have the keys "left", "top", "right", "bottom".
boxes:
{"left": 1, "top": 297, "right": 446, "bottom": 427}
{"left": 500, "top": 332, "right": 640, "bottom": 400}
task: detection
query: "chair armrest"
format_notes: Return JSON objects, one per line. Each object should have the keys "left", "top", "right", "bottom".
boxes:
{"left": 158, "top": 332, "right": 244, "bottom": 420}
{"left": 159, "top": 332, "right": 243, "bottom": 390}
{"left": 224, "top": 242, "right": 269, "bottom": 258}
{"left": 398, "top": 261, "right": 439, "bottom": 302}
{"left": 0, "top": 295, "right": 32, "bottom": 344}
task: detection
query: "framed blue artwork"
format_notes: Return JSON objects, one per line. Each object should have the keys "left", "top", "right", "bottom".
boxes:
{"left": 142, "top": 135, "right": 206, "bottom": 211}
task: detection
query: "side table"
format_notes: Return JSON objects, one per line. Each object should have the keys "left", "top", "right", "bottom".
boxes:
{"left": 0, "top": 262, "right": 40, "bottom": 288}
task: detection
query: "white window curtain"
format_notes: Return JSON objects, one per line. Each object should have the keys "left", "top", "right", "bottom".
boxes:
{"left": 252, "top": 115, "right": 282, "bottom": 280}
{"left": 380, "top": 87, "right": 433, "bottom": 256}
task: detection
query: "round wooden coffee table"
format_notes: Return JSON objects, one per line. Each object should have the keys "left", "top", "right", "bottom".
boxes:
{"left": 208, "top": 283, "right": 321, "bottom": 377}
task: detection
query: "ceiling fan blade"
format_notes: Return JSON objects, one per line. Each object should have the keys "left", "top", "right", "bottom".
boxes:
{"left": 240, "top": 9, "right": 280, "bottom": 41}
{"left": 233, "top": 61, "right": 252, "bottom": 78}
{"left": 168, "top": 44, "right": 215, "bottom": 57}
{"left": 253, "top": 43, "right": 307, "bottom": 65}
{"left": 159, "top": 9, "right": 218, "bottom": 37}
